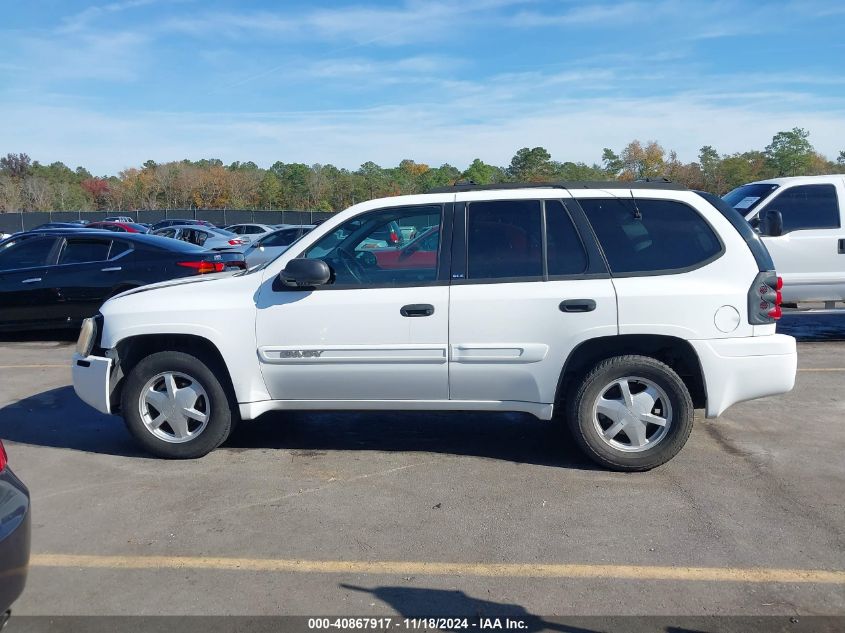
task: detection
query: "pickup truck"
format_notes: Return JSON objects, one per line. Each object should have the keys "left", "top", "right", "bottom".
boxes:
{"left": 723, "top": 175, "right": 845, "bottom": 310}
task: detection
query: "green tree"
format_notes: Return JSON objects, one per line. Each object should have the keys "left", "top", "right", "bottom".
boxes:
{"left": 461, "top": 158, "right": 502, "bottom": 184}
{"left": 356, "top": 161, "right": 387, "bottom": 199}
{"left": 507, "top": 147, "right": 554, "bottom": 181}
{"left": 698, "top": 145, "right": 724, "bottom": 193}
{"left": 601, "top": 148, "right": 623, "bottom": 177}
{"left": 765, "top": 127, "right": 813, "bottom": 176}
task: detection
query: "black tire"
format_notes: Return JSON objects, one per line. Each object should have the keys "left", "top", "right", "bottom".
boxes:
{"left": 120, "top": 350, "right": 235, "bottom": 459}
{"left": 566, "top": 355, "right": 693, "bottom": 471}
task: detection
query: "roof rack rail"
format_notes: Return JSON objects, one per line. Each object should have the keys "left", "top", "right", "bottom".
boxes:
{"left": 428, "top": 178, "right": 686, "bottom": 194}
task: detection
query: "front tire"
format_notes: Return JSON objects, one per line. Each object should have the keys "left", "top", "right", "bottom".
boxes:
{"left": 121, "top": 351, "right": 234, "bottom": 459}
{"left": 566, "top": 355, "right": 694, "bottom": 471}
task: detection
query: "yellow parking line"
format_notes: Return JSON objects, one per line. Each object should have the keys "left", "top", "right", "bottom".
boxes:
{"left": 29, "top": 554, "right": 845, "bottom": 584}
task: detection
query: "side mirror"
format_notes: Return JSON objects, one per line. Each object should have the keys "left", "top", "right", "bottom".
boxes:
{"left": 279, "top": 258, "right": 331, "bottom": 288}
{"left": 760, "top": 209, "right": 784, "bottom": 237}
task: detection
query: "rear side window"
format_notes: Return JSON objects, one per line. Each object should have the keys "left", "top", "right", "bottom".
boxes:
{"left": 109, "top": 240, "right": 133, "bottom": 259}
{"left": 767, "top": 184, "right": 840, "bottom": 232}
{"left": 466, "top": 200, "right": 543, "bottom": 280}
{"left": 545, "top": 200, "right": 588, "bottom": 276}
{"left": 59, "top": 238, "right": 112, "bottom": 264}
{"left": 580, "top": 198, "right": 722, "bottom": 274}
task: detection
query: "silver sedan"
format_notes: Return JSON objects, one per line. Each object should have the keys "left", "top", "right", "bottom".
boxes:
{"left": 152, "top": 226, "right": 248, "bottom": 250}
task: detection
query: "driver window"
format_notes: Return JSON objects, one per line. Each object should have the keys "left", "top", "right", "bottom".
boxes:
{"left": 303, "top": 205, "right": 442, "bottom": 287}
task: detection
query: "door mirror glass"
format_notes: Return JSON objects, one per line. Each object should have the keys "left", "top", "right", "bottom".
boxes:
{"left": 760, "top": 209, "right": 784, "bottom": 237}
{"left": 280, "top": 258, "right": 331, "bottom": 288}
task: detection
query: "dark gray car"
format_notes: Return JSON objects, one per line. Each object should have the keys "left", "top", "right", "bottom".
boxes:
{"left": 0, "top": 439, "right": 30, "bottom": 624}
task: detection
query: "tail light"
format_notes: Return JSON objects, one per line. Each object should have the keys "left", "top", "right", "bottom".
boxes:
{"left": 748, "top": 271, "right": 783, "bottom": 324}
{"left": 228, "top": 239, "right": 244, "bottom": 245}
{"left": 0, "top": 440, "right": 7, "bottom": 472}
{"left": 177, "top": 260, "right": 225, "bottom": 274}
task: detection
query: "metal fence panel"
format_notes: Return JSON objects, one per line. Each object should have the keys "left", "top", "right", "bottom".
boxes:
{"left": 137, "top": 209, "right": 166, "bottom": 224}
{"left": 223, "top": 209, "right": 253, "bottom": 225}
{"left": 0, "top": 214, "right": 23, "bottom": 234}
{"left": 21, "top": 212, "right": 52, "bottom": 230}
{"left": 200, "top": 209, "right": 226, "bottom": 227}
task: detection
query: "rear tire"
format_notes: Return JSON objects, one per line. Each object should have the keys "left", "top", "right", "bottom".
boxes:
{"left": 566, "top": 355, "right": 693, "bottom": 471}
{"left": 120, "top": 350, "right": 234, "bottom": 459}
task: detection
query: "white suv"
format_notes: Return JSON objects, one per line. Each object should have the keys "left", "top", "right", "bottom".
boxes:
{"left": 72, "top": 182, "right": 797, "bottom": 470}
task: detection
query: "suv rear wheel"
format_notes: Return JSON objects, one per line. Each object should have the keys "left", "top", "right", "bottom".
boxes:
{"left": 567, "top": 355, "right": 693, "bottom": 471}
{"left": 121, "top": 351, "right": 235, "bottom": 458}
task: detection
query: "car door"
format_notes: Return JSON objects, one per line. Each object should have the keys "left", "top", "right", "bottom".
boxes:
{"left": 448, "top": 196, "right": 617, "bottom": 409}
{"left": 255, "top": 203, "right": 451, "bottom": 401}
{"left": 755, "top": 181, "right": 845, "bottom": 301}
{"left": 45, "top": 235, "right": 119, "bottom": 322}
{"left": 0, "top": 235, "right": 59, "bottom": 328}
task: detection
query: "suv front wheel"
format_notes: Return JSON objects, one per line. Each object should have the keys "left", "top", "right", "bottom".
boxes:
{"left": 567, "top": 355, "right": 694, "bottom": 471}
{"left": 121, "top": 351, "right": 235, "bottom": 459}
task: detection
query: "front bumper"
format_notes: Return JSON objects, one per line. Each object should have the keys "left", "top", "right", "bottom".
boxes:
{"left": 72, "top": 353, "right": 113, "bottom": 415}
{"left": 690, "top": 334, "right": 797, "bottom": 418}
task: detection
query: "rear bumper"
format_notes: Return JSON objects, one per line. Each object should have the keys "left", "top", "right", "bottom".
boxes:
{"left": 72, "top": 353, "right": 113, "bottom": 415}
{"left": 690, "top": 334, "right": 797, "bottom": 418}
{"left": 0, "top": 467, "right": 30, "bottom": 613}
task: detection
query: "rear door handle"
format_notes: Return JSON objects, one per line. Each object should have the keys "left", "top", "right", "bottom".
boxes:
{"left": 838, "top": 239, "right": 845, "bottom": 254}
{"left": 559, "top": 299, "right": 596, "bottom": 313}
{"left": 101, "top": 267, "right": 122, "bottom": 272}
{"left": 21, "top": 277, "right": 42, "bottom": 284}
{"left": 400, "top": 304, "right": 435, "bottom": 317}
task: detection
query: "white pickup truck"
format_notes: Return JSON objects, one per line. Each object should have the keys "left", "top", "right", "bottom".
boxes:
{"left": 723, "top": 175, "right": 845, "bottom": 310}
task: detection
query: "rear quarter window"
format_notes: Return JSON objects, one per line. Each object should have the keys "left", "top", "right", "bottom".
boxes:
{"left": 579, "top": 198, "right": 723, "bottom": 275}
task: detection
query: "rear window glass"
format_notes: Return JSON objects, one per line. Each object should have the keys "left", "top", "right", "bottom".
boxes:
{"left": 466, "top": 200, "right": 543, "bottom": 280}
{"left": 580, "top": 198, "right": 722, "bottom": 274}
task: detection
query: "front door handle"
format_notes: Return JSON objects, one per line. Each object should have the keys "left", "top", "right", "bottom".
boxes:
{"left": 400, "top": 304, "right": 435, "bottom": 317}
{"left": 560, "top": 299, "right": 596, "bottom": 313}
{"left": 838, "top": 239, "right": 845, "bottom": 254}
{"left": 21, "top": 277, "right": 42, "bottom": 284}
{"left": 101, "top": 267, "right": 122, "bottom": 272}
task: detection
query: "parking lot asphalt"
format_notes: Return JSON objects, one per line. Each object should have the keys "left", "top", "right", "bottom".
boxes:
{"left": 0, "top": 320, "right": 844, "bottom": 619}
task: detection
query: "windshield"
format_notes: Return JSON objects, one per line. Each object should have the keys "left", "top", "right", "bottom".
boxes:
{"left": 722, "top": 183, "right": 779, "bottom": 214}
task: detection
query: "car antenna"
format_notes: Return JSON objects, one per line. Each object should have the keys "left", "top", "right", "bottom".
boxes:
{"left": 628, "top": 190, "right": 642, "bottom": 219}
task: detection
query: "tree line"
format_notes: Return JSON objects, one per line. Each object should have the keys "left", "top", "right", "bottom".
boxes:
{"left": 1, "top": 127, "right": 843, "bottom": 213}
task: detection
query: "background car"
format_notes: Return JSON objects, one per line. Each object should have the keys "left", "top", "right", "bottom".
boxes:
{"left": 0, "top": 230, "right": 246, "bottom": 331}
{"left": 87, "top": 221, "right": 150, "bottom": 233}
{"left": 372, "top": 224, "right": 439, "bottom": 270}
{"left": 224, "top": 223, "right": 276, "bottom": 241}
{"left": 103, "top": 215, "right": 133, "bottom": 223}
{"left": 152, "top": 226, "right": 247, "bottom": 250}
{"left": 242, "top": 224, "right": 315, "bottom": 267}
{"left": 0, "top": 439, "right": 30, "bottom": 626}
{"left": 150, "top": 218, "right": 216, "bottom": 231}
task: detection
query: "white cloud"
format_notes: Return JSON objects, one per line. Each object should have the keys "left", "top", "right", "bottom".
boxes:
{"left": 3, "top": 89, "right": 843, "bottom": 175}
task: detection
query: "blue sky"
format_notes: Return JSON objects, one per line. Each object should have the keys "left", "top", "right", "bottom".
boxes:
{"left": 2, "top": 0, "right": 844, "bottom": 174}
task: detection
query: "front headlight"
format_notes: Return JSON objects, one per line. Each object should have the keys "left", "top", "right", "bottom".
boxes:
{"left": 76, "top": 317, "right": 98, "bottom": 357}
